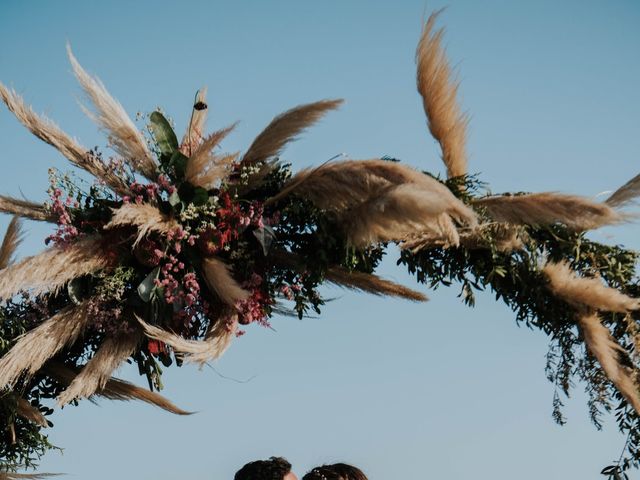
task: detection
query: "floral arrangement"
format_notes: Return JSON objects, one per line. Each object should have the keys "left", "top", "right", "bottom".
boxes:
{"left": 1, "top": 13, "right": 640, "bottom": 478}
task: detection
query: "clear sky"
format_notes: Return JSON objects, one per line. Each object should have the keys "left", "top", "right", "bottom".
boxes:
{"left": 1, "top": 1, "right": 639, "bottom": 479}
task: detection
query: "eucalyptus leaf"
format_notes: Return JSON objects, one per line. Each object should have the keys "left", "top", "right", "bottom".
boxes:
{"left": 149, "top": 111, "right": 178, "bottom": 156}
{"left": 67, "top": 278, "right": 86, "bottom": 305}
{"left": 170, "top": 151, "right": 189, "bottom": 179}
{"left": 137, "top": 267, "right": 160, "bottom": 303}
{"left": 168, "top": 190, "right": 181, "bottom": 207}
{"left": 253, "top": 225, "right": 276, "bottom": 255}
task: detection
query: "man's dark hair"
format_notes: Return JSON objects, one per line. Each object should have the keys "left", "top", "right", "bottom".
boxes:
{"left": 302, "top": 463, "right": 367, "bottom": 480}
{"left": 234, "top": 456, "right": 292, "bottom": 480}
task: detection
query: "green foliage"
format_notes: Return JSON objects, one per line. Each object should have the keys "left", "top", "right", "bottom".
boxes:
{"left": 399, "top": 174, "right": 640, "bottom": 474}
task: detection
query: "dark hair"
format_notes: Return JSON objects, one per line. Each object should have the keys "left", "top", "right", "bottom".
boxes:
{"left": 234, "top": 456, "right": 292, "bottom": 480}
{"left": 302, "top": 463, "right": 368, "bottom": 480}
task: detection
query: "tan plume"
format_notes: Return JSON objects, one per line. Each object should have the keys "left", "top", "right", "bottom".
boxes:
{"left": 202, "top": 257, "right": 250, "bottom": 306}
{"left": 180, "top": 87, "right": 209, "bottom": 155}
{"left": 137, "top": 314, "right": 235, "bottom": 366}
{"left": 46, "top": 363, "right": 192, "bottom": 415}
{"left": 185, "top": 123, "right": 238, "bottom": 189}
{"left": 606, "top": 173, "right": 640, "bottom": 208}
{"left": 0, "top": 473, "right": 60, "bottom": 479}
{"left": 543, "top": 261, "right": 640, "bottom": 313}
{"left": 578, "top": 312, "right": 640, "bottom": 415}
{"left": 67, "top": 44, "right": 157, "bottom": 179}
{"left": 0, "top": 302, "right": 92, "bottom": 389}
{"left": 0, "top": 195, "right": 54, "bottom": 223}
{"left": 16, "top": 397, "right": 48, "bottom": 427}
{"left": 0, "top": 236, "right": 112, "bottom": 300}
{"left": 0, "top": 83, "right": 129, "bottom": 195}
{"left": 57, "top": 330, "right": 142, "bottom": 406}
{"left": 474, "top": 193, "right": 623, "bottom": 231}
{"left": 242, "top": 99, "right": 343, "bottom": 166}
{"left": 273, "top": 159, "right": 476, "bottom": 247}
{"left": 416, "top": 10, "right": 469, "bottom": 178}
{"left": 104, "top": 203, "right": 178, "bottom": 245}
{"left": 326, "top": 267, "right": 427, "bottom": 302}
{"left": 0, "top": 217, "right": 23, "bottom": 269}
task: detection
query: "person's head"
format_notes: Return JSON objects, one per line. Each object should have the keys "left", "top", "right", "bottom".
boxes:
{"left": 234, "top": 457, "right": 297, "bottom": 480}
{"left": 302, "top": 463, "right": 367, "bottom": 480}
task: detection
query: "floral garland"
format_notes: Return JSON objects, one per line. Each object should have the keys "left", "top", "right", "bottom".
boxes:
{"left": 0, "top": 13, "right": 639, "bottom": 479}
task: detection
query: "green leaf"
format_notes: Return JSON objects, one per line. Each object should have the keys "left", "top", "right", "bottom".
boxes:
{"left": 192, "top": 187, "right": 209, "bottom": 206}
{"left": 67, "top": 278, "right": 86, "bottom": 305}
{"left": 168, "top": 190, "right": 181, "bottom": 207}
{"left": 252, "top": 225, "right": 276, "bottom": 255}
{"left": 169, "top": 151, "right": 189, "bottom": 179}
{"left": 149, "top": 111, "right": 178, "bottom": 156}
{"left": 137, "top": 267, "right": 160, "bottom": 303}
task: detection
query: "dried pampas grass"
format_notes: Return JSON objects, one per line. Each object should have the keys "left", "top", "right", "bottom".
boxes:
{"left": 57, "top": 330, "right": 142, "bottom": 406}
{"left": 202, "top": 257, "right": 250, "bottom": 306}
{"left": 67, "top": 45, "right": 157, "bottom": 180}
{"left": 242, "top": 99, "right": 343, "bottom": 166}
{"left": 0, "top": 83, "right": 129, "bottom": 195}
{"left": 326, "top": 267, "right": 427, "bottom": 302}
{"left": 46, "top": 363, "right": 191, "bottom": 415}
{"left": 606, "top": 173, "right": 640, "bottom": 208}
{"left": 416, "top": 11, "right": 468, "bottom": 178}
{"left": 0, "top": 302, "right": 92, "bottom": 389}
{"left": 185, "top": 123, "right": 238, "bottom": 189}
{"left": 0, "top": 217, "right": 23, "bottom": 269}
{"left": 578, "top": 312, "right": 640, "bottom": 415}
{"left": 474, "top": 193, "right": 623, "bottom": 231}
{"left": 272, "top": 159, "right": 476, "bottom": 247}
{"left": 543, "top": 261, "right": 640, "bottom": 313}
{"left": 0, "top": 236, "right": 112, "bottom": 300}
{"left": 105, "top": 203, "right": 178, "bottom": 246}
{"left": 137, "top": 315, "right": 235, "bottom": 366}
{"left": 16, "top": 398, "right": 48, "bottom": 427}
{"left": 345, "top": 185, "right": 467, "bottom": 247}
{"left": 0, "top": 195, "right": 54, "bottom": 223}
{"left": 180, "top": 87, "right": 209, "bottom": 154}
{"left": 0, "top": 473, "right": 59, "bottom": 479}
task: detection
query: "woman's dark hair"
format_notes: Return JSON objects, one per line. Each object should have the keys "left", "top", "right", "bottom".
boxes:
{"left": 234, "top": 456, "right": 292, "bottom": 480}
{"left": 302, "top": 463, "right": 368, "bottom": 480}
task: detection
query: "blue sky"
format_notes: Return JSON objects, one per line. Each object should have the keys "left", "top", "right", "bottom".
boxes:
{"left": 1, "top": 1, "right": 639, "bottom": 479}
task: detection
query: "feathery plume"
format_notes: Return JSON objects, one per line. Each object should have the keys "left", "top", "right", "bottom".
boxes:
{"left": 66, "top": 45, "right": 157, "bottom": 179}
{"left": 16, "top": 398, "right": 48, "bottom": 427}
{"left": 272, "top": 159, "right": 476, "bottom": 247}
{"left": 606, "top": 173, "right": 640, "bottom": 208}
{"left": 0, "top": 83, "right": 129, "bottom": 195}
{"left": 137, "top": 315, "right": 235, "bottom": 366}
{"left": 326, "top": 267, "right": 427, "bottom": 301}
{"left": 0, "top": 473, "right": 60, "bottom": 479}
{"left": 202, "top": 257, "right": 250, "bottom": 306}
{"left": 416, "top": 11, "right": 469, "bottom": 178}
{"left": 46, "top": 363, "right": 191, "bottom": 415}
{"left": 57, "top": 330, "right": 142, "bottom": 406}
{"left": 345, "top": 185, "right": 465, "bottom": 247}
{"left": 0, "top": 302, "right": 92, "bottom": 389}
{"left": 0, "top": 196, "right": 54, "bottom": 223}
{"left": 180, "top": 87, "right": 209, "bottom": 155}
{"left": 578, "top": 312, "right": 640, "bottom": 415}
{"left": 104, "top": 203, "right": 178, "bottom": 246}
{"left": 189, "top": 152, "right": 238, "bottom": 190}
{"left": 0, "top": 217, "right": 23, "bottom": 269}
{"left": 543, "top": 261, "right": 640, "bottom": 313}
{"left": 185, "top": 123, "right": 238, "bottom": 189}
{"left": 474, "top": 193, "right": 624, "bottom": 231}
{"left": 0, "top": 237, "right": 112, "bottom": 300}
{"left": 241, "top": 99, "right": 343, "bottom": 166}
